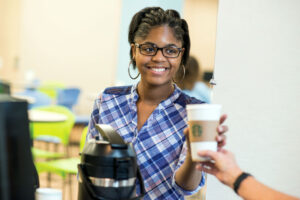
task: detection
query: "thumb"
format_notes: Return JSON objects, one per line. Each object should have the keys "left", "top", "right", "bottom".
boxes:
{"left": 183, "top": 127, "right": 189, "bottom": 136}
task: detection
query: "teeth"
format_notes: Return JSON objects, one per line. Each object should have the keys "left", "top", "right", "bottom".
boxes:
{"left": 151, "top": 68, "right": 166, "bottom": 72}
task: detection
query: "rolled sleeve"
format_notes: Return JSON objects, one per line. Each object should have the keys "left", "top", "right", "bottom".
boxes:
{"left": 172, "top": 140, "right": 206, "bottom": 196}
{"left": 172, "top": 171, "right": 205, "bottom": 196}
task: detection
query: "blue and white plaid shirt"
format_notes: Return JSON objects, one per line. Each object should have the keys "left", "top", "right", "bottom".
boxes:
{"left": 87, "top": 83, "right": 205, "bottom": 200}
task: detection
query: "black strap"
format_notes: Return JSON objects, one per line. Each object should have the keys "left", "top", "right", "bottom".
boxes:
{"left": 233, "top": 172, "right": 252, "bottom": 194}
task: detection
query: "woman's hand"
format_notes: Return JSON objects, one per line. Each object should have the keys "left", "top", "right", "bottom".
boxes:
{"left": 183, "top": 114, "right": 228, "bottom": 160}
{"left": 216, "top": 114, "right": 228, "bottom": 151}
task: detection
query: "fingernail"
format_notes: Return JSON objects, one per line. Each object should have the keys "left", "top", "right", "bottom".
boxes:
{"left": 218, "top": 126, "right": 223, "bottom": 132}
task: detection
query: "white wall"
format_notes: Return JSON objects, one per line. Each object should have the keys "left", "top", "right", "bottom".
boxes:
{"left": 19, "top": 0, "right": 122, "bottom": 114}
{"left": 0, "top": 0, "right": 20, "bottom": 80}
{"left": 183, "top": 0, "right": 218, "bottom": 72}
{"left": 208, "top": 0, "right": 300, "bottom": 199}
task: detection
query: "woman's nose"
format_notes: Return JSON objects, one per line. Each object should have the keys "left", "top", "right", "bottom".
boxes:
{"left": 152, "top": 49, "right": 167, "bottom": 62}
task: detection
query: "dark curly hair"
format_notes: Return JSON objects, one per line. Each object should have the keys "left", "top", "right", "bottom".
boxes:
{"left": 128, "top": 7, "right": 190, "bottom": 69}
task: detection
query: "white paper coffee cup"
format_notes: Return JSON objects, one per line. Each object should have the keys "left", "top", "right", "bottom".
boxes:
{"left": 35, "top": 188, "right": 62, "bottom": 200}
{"left": 186, "top": 104, "right": 222, "bottom": 161}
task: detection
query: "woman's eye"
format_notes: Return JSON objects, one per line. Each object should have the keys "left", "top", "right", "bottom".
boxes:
{"left": 165, "top": 48, "right": 178, "bottom": 54}
{"left": 144, "top": 47, "right": 155, "bottom": 52}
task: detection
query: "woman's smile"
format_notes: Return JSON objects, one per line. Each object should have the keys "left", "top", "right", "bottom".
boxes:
{"left": 146, "top": 65, "right": 169, "bottom": 74}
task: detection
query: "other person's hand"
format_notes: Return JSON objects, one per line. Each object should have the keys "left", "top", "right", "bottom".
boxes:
{"left": 195, "top": 149, "right": 242, "bottom": 188}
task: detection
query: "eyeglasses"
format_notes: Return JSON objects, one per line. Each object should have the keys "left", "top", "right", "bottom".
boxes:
{"left": 135, "top": 43, "right": 183, "bottom": 58}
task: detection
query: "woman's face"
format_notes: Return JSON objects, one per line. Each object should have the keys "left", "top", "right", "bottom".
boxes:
{"left": 131, "top": 25, "right": 184, "bottom": 87}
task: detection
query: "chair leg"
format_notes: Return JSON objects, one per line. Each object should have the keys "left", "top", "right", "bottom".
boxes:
{"left": 47, "top": 173, "right": 52, "bottom": 187}
{"left": 66, "top": 145, "right": 69, "bottom": 157}
{"left": 68, "top": 174, "right": 72, "bottom": 200}
{"left": 46, "top": 142, "right": 51, "bottom": 187}
{"left": 63, "top": 177, "right": 66, "bottom": 200}
{"left": 54, "top": 143, "right": 59, "bottom": 153}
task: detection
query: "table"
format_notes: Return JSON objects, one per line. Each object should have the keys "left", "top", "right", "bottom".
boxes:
{"left": 12, "top": 94, "right": 36, "bottom": 104}
{"left": 28, "top": 110, "right": 67, "bottom": 122}
{"left": 28, "top": 110, "right": 68, "bottom": 144}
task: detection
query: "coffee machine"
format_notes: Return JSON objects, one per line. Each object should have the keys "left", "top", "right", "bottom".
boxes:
{"left": 78, "top": 124, "right": 145, "bottom": 200}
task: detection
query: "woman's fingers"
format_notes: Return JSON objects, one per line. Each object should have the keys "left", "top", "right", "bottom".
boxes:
{"left": 217, "top": 125, "right": 228, "bottom": 134}
{"left": 216, "top": 126, "right": 227, "bottom": 149}
{"left": 183, "top": 127, "right": 189, "bottom": 136}
{"left": 217, "top": 115, "right": 228, "bottom": 148}
{"left": 216, "top": 133, "right": 226, "bottom": 142}
{"left": 219, "top": 114, "right": 227, "bottom": 124}
{"left": 184, "top": 127, "right": 190, "bottom": 143}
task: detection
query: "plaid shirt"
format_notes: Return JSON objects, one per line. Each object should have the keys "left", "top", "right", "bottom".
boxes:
{"left": 87, "top": 84, "right": 205, "bottom": 200}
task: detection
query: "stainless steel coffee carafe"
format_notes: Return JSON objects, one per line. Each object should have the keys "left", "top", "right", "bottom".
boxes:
{"left": 77, "top": 124, "right": 145, "bottom": 200}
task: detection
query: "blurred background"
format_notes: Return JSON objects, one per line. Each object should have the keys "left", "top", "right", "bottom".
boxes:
{"left": 0, "top": 0, "right": 219, "bottom": 199}
{"left": 1, "top": 0, "right": 299, "bottom": 200}
{"left": 0, "top": 0, "right": 218, "bottom": 116}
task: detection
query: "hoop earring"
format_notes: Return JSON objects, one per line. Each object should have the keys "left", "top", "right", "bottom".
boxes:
{"left": 128, "top": 60, "right": 140, "bottom": 80}
{"left": 173, "top": 65, "right": 186, "bottom": 83}
{"left": 181, "top": 65, "right": 186, "bottom": 82}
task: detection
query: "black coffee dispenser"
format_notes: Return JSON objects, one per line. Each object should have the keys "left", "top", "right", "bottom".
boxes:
{"left": 78, "top": 124, "right": 145, "bottom": 200}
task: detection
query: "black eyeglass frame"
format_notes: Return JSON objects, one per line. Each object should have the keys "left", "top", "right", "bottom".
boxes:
{"left": 134, "top": 43, "right": 183, "bottom": 58}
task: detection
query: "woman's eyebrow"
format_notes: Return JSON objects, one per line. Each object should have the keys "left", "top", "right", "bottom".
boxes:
{"left": 165, "top": 43, "right": 180, "bottom": 47}
{"left": 142, "top": 42, "right": 180, "bottom": 48}
{"left": 142, "top": 41, "right": 156, "bottom": 45}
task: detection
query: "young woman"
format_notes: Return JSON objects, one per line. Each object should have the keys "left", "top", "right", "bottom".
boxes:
{"left": 87, "top": 7, "right": 227, "bottom": 199}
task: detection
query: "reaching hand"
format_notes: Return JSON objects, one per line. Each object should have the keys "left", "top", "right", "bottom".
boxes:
{"left": 195, "top": 149, "right": 242, "bottom": 188}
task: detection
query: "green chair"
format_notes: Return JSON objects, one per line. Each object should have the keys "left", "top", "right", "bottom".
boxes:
{"left": 31, "top": 105, "right": 75, "bottom": 160}
{"left": 35, "top": 126, "right": 88, "bottom": 200}
{"left": 37, "top": 81, "right": 65, "bottom": 100}
{"left": 31, "top": 147, "right": 64, "bottom": 159}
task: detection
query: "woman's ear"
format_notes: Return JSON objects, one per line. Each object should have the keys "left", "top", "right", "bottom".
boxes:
{"left": 131, "top": 43, "right": 136, "bottom": 60}
{"left": 181, "top": 48, "right": 185, "bottom": 57}
{"left": 180, "top": 48, "right": 185, "bottom": 65}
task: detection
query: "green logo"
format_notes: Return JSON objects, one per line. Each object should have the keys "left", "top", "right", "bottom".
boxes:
{"left": 192, "top": 125, "right": 202, "bottom": 137}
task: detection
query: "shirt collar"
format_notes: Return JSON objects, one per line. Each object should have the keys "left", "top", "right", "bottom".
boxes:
{"left": 129, "top": 83, "right": 182, "bottom": 114}
{"left": 159, "top": 84, "right": 181, "bottom": 111}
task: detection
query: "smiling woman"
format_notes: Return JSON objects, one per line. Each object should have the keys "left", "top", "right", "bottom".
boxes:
{"left": 86, "top": 6, "right": 227, "bottom": 200}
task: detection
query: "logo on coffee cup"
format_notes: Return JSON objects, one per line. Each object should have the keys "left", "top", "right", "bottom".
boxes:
{"left": 192, "top": 124, "right": 202, "bottom": 137}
